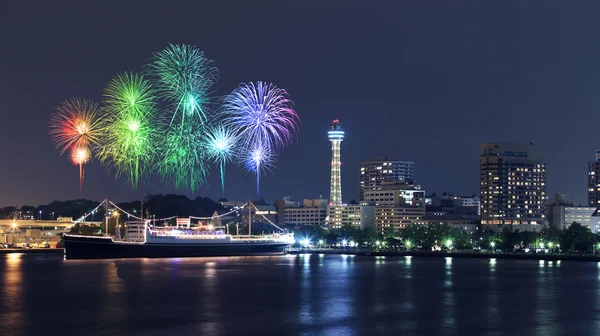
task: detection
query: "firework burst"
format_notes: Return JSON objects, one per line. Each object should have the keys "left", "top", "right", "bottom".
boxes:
{"left": 205, "top": 124, "right": 240, "bottom": 192}
{"left": 50, "top": 98, "right": 103, "bottom": 192}
{"left": 241, "top": 141, "right": 276, "bottom": 195}
{"left": 147, "top": 43, "right": 218, "bottom": 126}
{"left": 50, "top": 98, "right": 103, "bottom": 154}
{"left": 222, "top": 81, "right": 299, "bottom": 151}
{"left": 159, "top": 123, "right": 208, "bottom": 192}
{"left": 97, "top": 72, "right": 158, "bottom": 187}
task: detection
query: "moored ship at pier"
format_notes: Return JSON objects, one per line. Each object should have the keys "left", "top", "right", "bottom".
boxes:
{"left": 64, "top": 222, "right": 294, "bottom": 259}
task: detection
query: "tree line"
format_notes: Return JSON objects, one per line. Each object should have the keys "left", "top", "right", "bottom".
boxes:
{"left": 294, "top": 222, "right": 600, "bottom": 253}
{"left": 0, "top": 194, "right": 224, "bottom": 221}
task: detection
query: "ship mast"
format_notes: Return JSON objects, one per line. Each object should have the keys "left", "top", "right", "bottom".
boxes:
{"left": 104, "top": 196, "right": 109, "bottom": 237}
{"left": 248, "top": 200, "right": 252, "bottom": 238}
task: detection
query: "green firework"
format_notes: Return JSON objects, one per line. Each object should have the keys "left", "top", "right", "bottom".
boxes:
{"left": 147, "top": 43, "right": 218, "bottom": 126}
{"left": 159, "top": 122, "right": 208, "bottom": 192}
{"left": 98, "top": 72, "right": 158, "bottom": 187}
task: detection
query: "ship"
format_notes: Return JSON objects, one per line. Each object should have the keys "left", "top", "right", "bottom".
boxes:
{"left": 63, "top": 221, "right": 295, "bottom": 259}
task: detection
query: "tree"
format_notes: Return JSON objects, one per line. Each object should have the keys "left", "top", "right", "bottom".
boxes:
{"left": 0, "top": 206, "right": 17, "bottom": 219}
{"left": 561, "top": 222, "right": 595, "bottom": 252}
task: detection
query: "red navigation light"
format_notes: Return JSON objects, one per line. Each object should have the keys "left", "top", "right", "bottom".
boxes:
{"left": 332, "top": 119, "right": 339, "bottom": 123}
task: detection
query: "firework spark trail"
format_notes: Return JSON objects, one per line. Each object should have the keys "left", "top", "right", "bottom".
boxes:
{"left": 97, "top": 72, "right": 158, "bottom": 188}
{"left": 50, "top": 98, "right": 103, "bottom": 192}
{"left": 147, "top": 43, "right": 218, "bottom": 127}
{"left": 241, "top": 140, "right": 276, "bottom": 196}
{"left": 70, "top": 146, "right": 91, "bottom": 192}
{"left": 205, "top": 124, "right": 240, "bottom": 192}
{"left": 159, "top": 122, "right": 208, "bottom": 192}
{"left": 222, "top": 81, "right": 299, "bottom": 152}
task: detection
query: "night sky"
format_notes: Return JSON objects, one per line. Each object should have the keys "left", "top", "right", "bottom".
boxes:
{"left": 2, "top": 1, "right": 600, "bottom": 207}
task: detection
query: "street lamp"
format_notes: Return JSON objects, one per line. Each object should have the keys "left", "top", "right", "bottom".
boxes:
{"left": 446, "top": 239, "right": 453, "bottom": 250}
{"left": 342, "top": 239, "right": 348, "bottom": 248}
{"left": 38, "top": 210, "right": 42, "bottom": 220}
{"left": 318, "top": 239, "right": 324, "bottom": 248}
{"left": 405, "top": 240, "right": 412, "bottom": 250}
{"left": 490, "top": 241, "right": 496, "bottom": 252}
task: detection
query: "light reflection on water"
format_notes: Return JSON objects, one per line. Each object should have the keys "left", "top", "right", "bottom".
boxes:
{"left": 1, "top": 254, "right": 599, "bottom": 335}
{"left": 0, "top": 254, "right": 23, "bottom": 334}
{"left": 486, "top": 258, "right": 499, "bottom": 331}
{"left": 442, "top": 257, "right": 456, "bottom": 334}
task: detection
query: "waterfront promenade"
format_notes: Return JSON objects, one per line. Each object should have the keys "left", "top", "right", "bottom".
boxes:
{"left": 289, "top": 248, "right": 600, "bottom": 262}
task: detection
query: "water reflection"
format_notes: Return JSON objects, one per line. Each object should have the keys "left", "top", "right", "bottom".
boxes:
{"left": 199, "top": 260, "right": 219, "bottom": 334}
{"left": 442, "top": 257, "right": 456, "bottom": 334}
{"left": 0, "top": 254, "right": 23, "bottom": 333}
{"left": 102, "top": 262, "right": 125, "bottom": 324}
{"left": 535, "top": 258, "right": 558, "bottom": 336}
{"left": 319, "top": 255, "right": 352, "bottom": 327}
{"left": 485, "top": 258, "right": 499, "bottom": 330}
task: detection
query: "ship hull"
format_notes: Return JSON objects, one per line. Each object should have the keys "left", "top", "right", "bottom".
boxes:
{"left": 64, "top": 235, "right": 291, "bottom": 260}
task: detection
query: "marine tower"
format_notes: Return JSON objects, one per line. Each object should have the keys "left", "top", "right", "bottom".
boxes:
{"left": 328, "top": 120, "right": 344, "bottom": 206}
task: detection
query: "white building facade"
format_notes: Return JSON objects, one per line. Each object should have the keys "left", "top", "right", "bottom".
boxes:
{"left": 551, "top": 206, "right": 600, "bottom": 233}
{"left": 285, "top": 207, "right": 327, "bottom": 227}
{"left": 326, "top": 205, "right": 375, "bottom": 230}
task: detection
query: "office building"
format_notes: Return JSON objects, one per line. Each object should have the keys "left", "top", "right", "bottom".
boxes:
{"left": 282, "top": 195, "right": 301, "bottom": 208}
{"left": 375, "top": 206, "right": 424, "bottom": 232}
{"left": 283, "top": 197, "right": 328, "bottom": 227}
{"left": 589, "top": 151, "right": 600, "bottom": 206}
{"left": 480, "top": 142, "right": 546, "bottom": 226}
{"left": 363, "top": 181, "right": 425, "bottom": 233}
{"left": 359, "top": 157, "right": 415, "bottom": 202}
{"left": 549, "top": 206, "right": 600, "bottom": 233}
{"left": 326, "top": 205, "right": 375, "bottom": 230}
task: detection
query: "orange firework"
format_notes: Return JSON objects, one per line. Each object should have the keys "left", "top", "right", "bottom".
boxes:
{"left": 70, "top": 146, "right": 91, "bottom": 192}
{"left": 50, "top": 98, "right": 103, "bottom": 155}
{"left": 50, "top": 98, "right": 103, "bottom": 193}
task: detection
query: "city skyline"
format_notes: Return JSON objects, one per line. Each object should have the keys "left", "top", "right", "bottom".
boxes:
{"left": 2, "top": 1, "right": 600, "bottom": 206}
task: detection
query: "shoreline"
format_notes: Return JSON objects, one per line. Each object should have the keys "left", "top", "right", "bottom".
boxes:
{"left": 2, "top": 248, "right": 598, "bottom": 262}
{"left": 289, "top": 249, "right": 600, "bottom": 262}
{"left": 0, "top": 248, "right": 64, "bottom": 255}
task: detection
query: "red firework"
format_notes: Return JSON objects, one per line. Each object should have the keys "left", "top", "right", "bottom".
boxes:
{"left": 50, "top": 98, "right": 102, "bottom": 192}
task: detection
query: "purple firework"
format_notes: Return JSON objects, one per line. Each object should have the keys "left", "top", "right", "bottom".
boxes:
{"left": 222, "top": 81, "right": 299, "bottom": 152}
{"left": 242, "top": 140, "right": 276, "bottom": 195}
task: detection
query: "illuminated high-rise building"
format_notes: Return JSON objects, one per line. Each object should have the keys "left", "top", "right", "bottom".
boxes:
{"left": 480, "top": 142, "right": 546, "bottom": 226}
{"left": 328, "top": 120, "right": 344, "bottom": 206}
{"left": 359, "top": 157, "right": 415, "bottom": 202}
{"left": 588, "top": 150, "right": 600, "bottom": 206}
